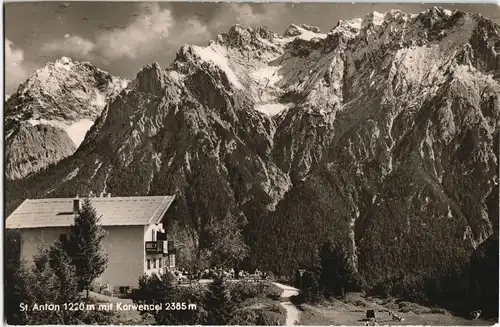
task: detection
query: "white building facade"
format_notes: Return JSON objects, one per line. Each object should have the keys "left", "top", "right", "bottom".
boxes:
{"left": 6, "top": 195, "right": 178, "bottom": 295}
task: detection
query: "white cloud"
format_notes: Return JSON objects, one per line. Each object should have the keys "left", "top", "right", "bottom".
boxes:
{"left": 32, "top": 3, "right": 212, "bottom": 66}
{"left": 95, "top": 3, "right": 175, "bottom": 60}
{"left": 212, "top": 4, "right": 286, "bottom": 30}
{"left": 5, "top": 39, "right": 30, "bottom": 92}
{"left": 173, "top": 18, "right": 212, "bottom": 45}
{"left": 41, "top": 35, "right": 95, "bottom": 57}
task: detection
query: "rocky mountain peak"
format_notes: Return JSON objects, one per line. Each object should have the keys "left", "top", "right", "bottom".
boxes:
{"left": 133, "top": 62, "right": 168, "bottom": 95}
{"left": 225, "top": 24, "right": 253, "bottom": 47}
{"left": 8, "top": 57, "right": 128, "bottom": 120}
{"left": 254, "top": 26, "right": 275, "bottom": 40}
{"left": 214, "top": 24, "right": 279, "bottom": 51}
{"left": 5, "top": 56, "right": 129, "bottom": 179}
{"left": 284, "top": 24, "right": 322, "bottom": 37}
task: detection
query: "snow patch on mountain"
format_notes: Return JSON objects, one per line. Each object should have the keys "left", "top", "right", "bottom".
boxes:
{"left": 169, "top": 70, "right": 186, "bottom": 82}
{"left": 89, "top": 160, "right": 103, "bottom": 180}
{"left": 109, "top": 78, "right": 129, "bottom": 94}
{"left": 362, "top": 11, "right": 386, "bottom": 28}
{"left": 283, "top": 24, "right": 327, "bottom": 41}
{"left": 62, "top": 167, "right": 80, "bottom": 183}
{"left": 192, "top": 44, "right": 243, "bottom": 89}
{"left": 90, "top": 90, "right": 107, "bottom": 108}
{"left": 297, "top": 30, "right": 327, "bottom": 41}
{"left": 251, "top": 65, "right": 291, "bottom": 115}
{"left": 54, "top": 56, "right": 74, "bottom": 71}
{"left": 255, "top": 102, "right": 294, "bottom": 116}
{"left": 252, "top": 66, "right": 283, "bottom": 86}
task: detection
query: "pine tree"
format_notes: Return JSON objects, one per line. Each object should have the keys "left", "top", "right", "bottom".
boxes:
{"left": 205, "top": 275, "right": 235, "bottom": 325}
{"left": 4, "top": 230, "right": 30, "bottom": 324}
{"left": 5, "top": 258, "right": 32, "bottom": 325}
{"left": 133, "top": 272, "right": 177, "bottom": 322}
{"left": 27, "top": 241, "right": 83, "bottom": 324}
{"left": 64, "top": 198, "right": 108, "bottom": 298}
{"left": 47, "top": 241, "right": 80, "bottom": 306}
{"left": 133, "top": 272, "right": 207, "bottom": 325}
{"left": 319, "top": 241, "right": 361, "bottom": 297}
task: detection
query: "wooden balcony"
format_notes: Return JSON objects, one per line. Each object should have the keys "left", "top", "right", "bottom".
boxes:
{"left": 145, "top": 241, "right": 165, "bottom": 254}
{"left": 145, "top": 240, "right": 177, "bottom": 255}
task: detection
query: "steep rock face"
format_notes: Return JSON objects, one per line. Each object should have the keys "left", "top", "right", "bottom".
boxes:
{"left": 6, "top": 123, "right": 76, "bottom": 181}
{"left": 259, "top": 8, "right": 499, "bottom": 282}
{"left": 6, "top": 8, "right": 499, "bottom": 283}
{"left": 5, "top": 57, "right": 128, "bottom": 179}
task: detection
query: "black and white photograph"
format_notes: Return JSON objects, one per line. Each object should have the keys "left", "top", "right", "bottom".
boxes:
{"left": 3, "top": 1, "right": 499, "bottom": 325}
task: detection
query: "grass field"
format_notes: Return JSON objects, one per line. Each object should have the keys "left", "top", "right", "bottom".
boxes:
{"left": 297, "top": 293, "right": 497, "bottom": 326}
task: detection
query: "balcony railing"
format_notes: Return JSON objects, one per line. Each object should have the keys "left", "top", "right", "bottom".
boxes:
{"left": 145, "top": 241, "right": 165, "bottom": 254}
{"left": 145, "top": 240, "right": 177, "bottom": 255}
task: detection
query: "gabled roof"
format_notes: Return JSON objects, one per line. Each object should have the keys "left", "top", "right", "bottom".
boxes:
{"left": 6, "top": 195, "right": 175, "bottom": 229}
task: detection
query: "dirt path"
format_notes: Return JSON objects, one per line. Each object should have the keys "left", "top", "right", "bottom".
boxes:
{"left": 272, "top": 282, "right": 301, "bottom": 326}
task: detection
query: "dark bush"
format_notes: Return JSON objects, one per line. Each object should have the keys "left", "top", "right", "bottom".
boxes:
{"left": 256, "top": 310, "right": 286, "bottom": 325}
{"left": 132, "top": 272, "right": 207, "bottom": 325}
{"left": 231, "top": 309, "right": 260, "bottom": 325}
{"left": 230, "top": 281, "right": 282, "bottom": 303}
{"left": 294, "top": 268, "right": 323, "bottom": 303}
{"left": 79, "top": 308, "right": 113, "bottom": 325}
{"left": 205, "top": 276, "right": 235, "bottom": 325}
{"left": 231, "top": 306, "right": 286, "bottom": 326}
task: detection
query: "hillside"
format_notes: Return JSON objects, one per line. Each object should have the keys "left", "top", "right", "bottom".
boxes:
{"left": 6, "top": 7, "right": 499, "bottom": 298}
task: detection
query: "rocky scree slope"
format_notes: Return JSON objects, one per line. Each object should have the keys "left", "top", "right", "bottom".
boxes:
{"left": 7, "top": 8, "right": 500, "bottom": 283}
{"left": 5, "top": 57, "right": 128, "bottom": 180}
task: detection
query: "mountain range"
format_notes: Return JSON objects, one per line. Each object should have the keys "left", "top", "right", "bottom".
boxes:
{"left": 5, "top": 7, "right": 499, "bottom": 291}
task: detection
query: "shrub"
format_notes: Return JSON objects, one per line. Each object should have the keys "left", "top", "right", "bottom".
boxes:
{"left": 205, "top": 276, "right": 235, "bottom": 325}
{"left": 265, "top": 303, "right": 287, "bottom": 315}
{"left": 231, "top": 306, "right": 286, "bottom": 326}
{"left": 256, "top": 310, "right": 286, "bottom": 325}
{"left": 231, "top": 308, "right": 260, "bottom": 325}
{"left": 230, "top": 281, "right": 282, "bottom": 303}
{"left": 170, "top": 284, "right": 208, "bottom": 325}
{"left": 430, "top": 308, "right": 447, "bottom": 315}
{"left": 132, "top": 272, "right": 207, "bottom": 325}
{"left": 295, "top": 268, "right": 323, "bottom": 303}
{"left": 79, "top": 308, "right": 113, "bottom": 324}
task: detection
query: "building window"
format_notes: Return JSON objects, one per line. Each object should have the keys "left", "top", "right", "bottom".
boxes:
{"left": 59, "top": 234, "right": 68, "bottom": 243}
{"left": 146, "top": 259, "right": 151, "bottom": 270}
{"left": 152, "top": 258, "right": 156, "bottom": 269}
{"left": 169, "top": 254, "right": 175, "bottom": 268}
{"left": 159, "top": 258, "right": 162, "bottom": 268}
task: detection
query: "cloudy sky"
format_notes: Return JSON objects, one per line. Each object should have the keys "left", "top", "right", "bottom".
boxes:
{"left": 5, "top": 2, "right": 500, "bottom": 93}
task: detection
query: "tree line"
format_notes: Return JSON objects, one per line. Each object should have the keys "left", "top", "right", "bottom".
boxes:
{"left": 289, "top": 236, "right": 498, "bottom": 319}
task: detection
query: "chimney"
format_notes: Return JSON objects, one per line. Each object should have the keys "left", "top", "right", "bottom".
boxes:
{"left": 73, "top": 198, "right": 81, "bottom": 215}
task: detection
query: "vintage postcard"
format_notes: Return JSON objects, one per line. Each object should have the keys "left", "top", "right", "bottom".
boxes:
{"left": 4, "top": 2, "right": 499, "bottom": 326}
